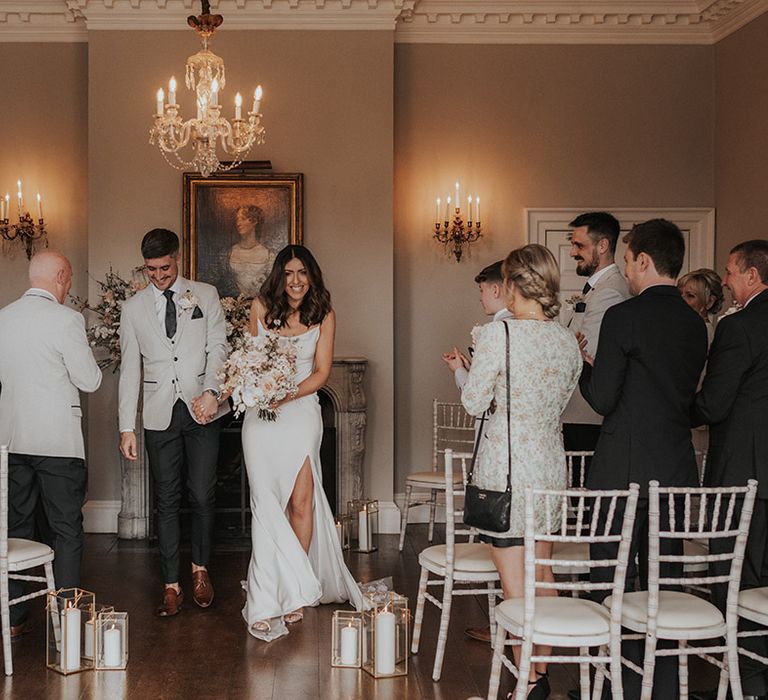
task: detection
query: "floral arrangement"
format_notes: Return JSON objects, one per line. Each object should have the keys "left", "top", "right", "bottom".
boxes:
{"left": 218, "top": 329, "right": 298, "bottom": 421}
{"left": 71, "top": 267, "right": 148, "bottom": 369}
{"left": 565, "top": 293, "right": 585, "bottom": 309}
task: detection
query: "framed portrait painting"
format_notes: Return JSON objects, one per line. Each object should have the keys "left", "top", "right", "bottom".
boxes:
{"left": 182, "top": 168, "right": 303, "bottom": 299}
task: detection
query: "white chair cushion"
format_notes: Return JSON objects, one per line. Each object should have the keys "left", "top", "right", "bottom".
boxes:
{"left": 407, "top": 471, "right": 462, "bottom": 486}
{"left": 738, "top": 587, "right": 768, "bottom": 626}
{"left": 608, "top": 590, "right": 725, "bottom": 639}
{"left": 419, "top": 543, "right": 498, "bottom": 575}
{"left": 7, "top": 538, "right": 54, "bottom": 569}
{"left": 497, "top": 596, "right": 611, "bottom": 646}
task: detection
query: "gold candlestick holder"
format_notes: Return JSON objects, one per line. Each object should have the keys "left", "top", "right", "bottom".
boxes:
{"left": 434, "top": 208, "right": 481, "bottom": 262}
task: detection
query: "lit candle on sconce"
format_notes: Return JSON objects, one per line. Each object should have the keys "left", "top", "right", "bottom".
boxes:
{"left": 445, "top": 196, "right": 451, "bottom": 221}
{"left": 476, "top": 196, "right": 480, "bottom": 221}
{"left": 455, "top": 181, "right": 460, "bottom": 210}
{"left": 156, "top": 88, "right": 165, "bottom": 117}
{"left": 211, "top": 79, "right": 219, "bottom": 107}
{"left": 1, "top": 193, "right": 8, "bottom": 221}
{"left": 435, "top": 198, "right": 441, "bottom": 224}
{"left": 37, "top": 193, "right": 43, "bottom": 220}
{"left": 253, "top": 85, "right": 263, "bottom": 114}
{"left": 168, "top": 76, "right": 177, "bottom": 106}
{"left": 16, "top": 180, "right": 23, "bottom": 215}
{"left": 468, "top": 195, "right": 473, "bottom": 221}
{"left": 235, "top": 92, "right": 242, "bottom": 120}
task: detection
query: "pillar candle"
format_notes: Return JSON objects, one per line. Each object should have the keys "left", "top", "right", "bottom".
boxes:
{"left": 62, "top": 604, "right": 81, "bottom": 672}
{"left": 335, "top": 520, "right": 342, "bottom": 548}
{"left": 374, "top": 609, "right": 396, "bottom": 675}
{"left": 103, "top": 625, "right": 122, "bottom": 667}
{"left": 358, "top": 507, "right": 369, "bottom": 551}
{"left": 83, "top": 619, "right": 94, "bottom": 660}
{"left": 340, "top": 622, "right": 358, "bottom": 665}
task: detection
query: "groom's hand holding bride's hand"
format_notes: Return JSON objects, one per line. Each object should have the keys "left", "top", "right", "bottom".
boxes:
{"left": 192, "top": 392, "right": 218, "bottom": 424}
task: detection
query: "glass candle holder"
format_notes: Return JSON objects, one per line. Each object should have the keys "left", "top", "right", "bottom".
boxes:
{"left": 331, "top": 610, "right": 362, "bottom": 668}
{"left": 46, "top": 588, "right": 96, "bottom": 675}
{"left": 361, "top": 592, "right": 409, "bottom": 678}
{"left": 334, "top": 514, "right": 352, "bottom": 551}
{"left": 83, "top": 603, "right": 114, "bottom": 661}
{"left": 96, "top": 611, "right": 129, "bottom": 670}
{"left": 347, "top": 499, "right": 379, "bottom": 553}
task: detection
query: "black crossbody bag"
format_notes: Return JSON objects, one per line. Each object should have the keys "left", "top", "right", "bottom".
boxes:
{"left": 463, "top": 320, "right": 512, "bottom": 533}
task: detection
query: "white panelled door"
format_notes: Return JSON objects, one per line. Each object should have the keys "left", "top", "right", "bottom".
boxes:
{"left": 526, "top": 208, "right": 715, "bottom": 326}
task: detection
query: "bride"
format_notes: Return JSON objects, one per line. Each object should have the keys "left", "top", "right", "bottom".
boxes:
{"left": 240, "top": 244, "right": 364, "bottom": 641}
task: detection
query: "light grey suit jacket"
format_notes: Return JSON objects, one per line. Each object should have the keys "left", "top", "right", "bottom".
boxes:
{"left": 118, "top": 278, "right": 230, "bottom": 432}
{"left": 561, "top": 265, "right": 630, "bottom": 425}
{"left": 0, "top": 290, "right": 102, "bottom": 459}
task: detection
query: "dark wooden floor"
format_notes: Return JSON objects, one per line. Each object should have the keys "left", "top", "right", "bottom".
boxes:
{"left": 2, "top": 526, "right": 718, "bottom": 699}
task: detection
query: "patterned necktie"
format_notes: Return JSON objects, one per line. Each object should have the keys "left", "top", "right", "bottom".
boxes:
{"left": 582, "top": 282, "right": 592, "bottom": 295}
{"left": 163, "top": 289, "right": 177, "bottom": 338}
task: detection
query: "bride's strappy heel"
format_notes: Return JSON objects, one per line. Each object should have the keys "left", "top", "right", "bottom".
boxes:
{"left": 283, "top": 609, "right": 304, "bottom": 625}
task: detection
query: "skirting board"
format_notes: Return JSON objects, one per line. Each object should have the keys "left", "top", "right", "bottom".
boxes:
{"left": 83, "top": 499, "right": 121, "bottom": 533}
{"left": 84, "top": 499, "right": 404, "bottom": 535}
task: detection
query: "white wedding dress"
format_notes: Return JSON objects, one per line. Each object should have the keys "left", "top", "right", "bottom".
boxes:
{"left": 241, "top": 320, "right": 364, "bottom": 641}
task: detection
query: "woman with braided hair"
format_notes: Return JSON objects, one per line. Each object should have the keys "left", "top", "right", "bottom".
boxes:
{"left": 461, "top": 243, "right": 582, "bottom": 699}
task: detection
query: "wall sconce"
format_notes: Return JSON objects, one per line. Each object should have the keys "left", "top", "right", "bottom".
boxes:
{"left": 1, "top": 179, "right": 48, "bottom": 260}
{"left": 434, "top": 180, "right": 482, "bottom": 262}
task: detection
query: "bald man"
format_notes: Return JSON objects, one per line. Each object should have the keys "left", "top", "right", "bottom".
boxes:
{"left": 0, "top": 251, "right": 102, "bottom": 636}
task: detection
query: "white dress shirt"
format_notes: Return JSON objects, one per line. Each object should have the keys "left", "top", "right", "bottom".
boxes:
{"left": 585, "top": 262, "right": 618, "bottom": 290}
{"left": 152, "top": 277, "right": 183, "bottom": 326}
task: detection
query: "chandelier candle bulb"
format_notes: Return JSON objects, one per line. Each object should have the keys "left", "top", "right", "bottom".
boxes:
{"left": 168, "top": 77, "right": 177, "bottom": 105}
{"left": 253, "top": 85, "right": 263, "bottom": 114}
{"left": 156, "top": 88, "right": 164, "bottom": 117}
{"left": 235, "top": 92, "right": 242, "bottom": 120}
{"left": 211, "top": 79, "right": 219, "bottom": 106}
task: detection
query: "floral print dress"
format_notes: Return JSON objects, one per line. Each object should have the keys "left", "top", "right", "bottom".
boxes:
{"left": 461, "top": 319, "right": 582, "bottom": 539}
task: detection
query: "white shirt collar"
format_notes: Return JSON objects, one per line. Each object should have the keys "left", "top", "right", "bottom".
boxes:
{"left": 587, "top": 263, "right": 617, "bottom": 289}
{"left": 151, "top": 276, "right": 182, "bottom": 300}
{"left": 25, "top": 288, "right": 58, "bottom": 303}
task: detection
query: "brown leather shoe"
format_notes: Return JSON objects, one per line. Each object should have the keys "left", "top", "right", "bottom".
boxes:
{"left": 464, "top": 625, "right": 492, "bottom": 643}
{"left": 10, "top": 620, "right": 30, "bottom": 640}
{"left": 192, "top": 569, "right": 214, "bottom": 608}
{"left": 157, "top": 586, "right": 183, "bottom": 617}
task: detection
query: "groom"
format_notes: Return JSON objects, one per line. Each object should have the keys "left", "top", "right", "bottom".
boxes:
{"left": 118, "top": 228, "right": 229, "bottom": 616}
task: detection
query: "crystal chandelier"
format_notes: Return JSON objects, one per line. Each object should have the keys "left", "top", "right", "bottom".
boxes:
{"left": 149, "top": 0, "right": 265, "bottom": 177}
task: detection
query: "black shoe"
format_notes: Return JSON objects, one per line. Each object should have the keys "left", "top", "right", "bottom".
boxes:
{"left": 526, "top": 673, "right": 550, "bottom": 700}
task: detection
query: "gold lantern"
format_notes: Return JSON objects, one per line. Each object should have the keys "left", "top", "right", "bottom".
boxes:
{"left": 46, "top": 588, "right": 96, "bottom": 675}
{"left": 96, "top": 610, "right": 129, "bottom": 670}
{"left": 362, "top": 592, "right": 409, "bottom": 678}
{"left": 331, "top": 610, "right": 362, "bottom": 668}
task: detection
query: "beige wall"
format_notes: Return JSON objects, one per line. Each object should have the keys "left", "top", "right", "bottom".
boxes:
{"left": 0, "top": 43, "right": 88, "bottom": 305}
{"left": 393, "top": 43, "right": 715, "bottom": 490}
{"left": 86, "top": 31, "right": 394, "bottom": 503}
{"left": 714, "top": 12, "right": 768, "bottom": 266}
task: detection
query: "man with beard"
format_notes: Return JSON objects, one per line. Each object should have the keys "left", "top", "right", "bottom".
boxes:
{"left": 561, "top": 212, "right": 629, "bottom": 470}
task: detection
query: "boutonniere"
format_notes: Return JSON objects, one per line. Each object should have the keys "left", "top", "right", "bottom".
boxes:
{"left": 566, "top": 294, "right": 586, "bottom": 313}
{"left": 178, "top": 290, "right": 199, "bottom": 313}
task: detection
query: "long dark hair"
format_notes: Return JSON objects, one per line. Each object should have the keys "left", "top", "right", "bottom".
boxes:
{"left": 259, "top": 245, "right": 332, "bottom": 329}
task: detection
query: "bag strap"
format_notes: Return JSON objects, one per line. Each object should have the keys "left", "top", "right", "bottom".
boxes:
{"left": 466, "top": 320, "right": 513, "bottom": 493}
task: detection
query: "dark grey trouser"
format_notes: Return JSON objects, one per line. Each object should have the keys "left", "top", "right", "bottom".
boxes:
{"left": 144, "top": 400, "right": 220, "bottom": 584}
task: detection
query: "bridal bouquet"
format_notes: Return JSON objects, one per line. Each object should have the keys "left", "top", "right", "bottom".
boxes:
{"left": 218, "top": 330, "right": 298, "bottom": 421}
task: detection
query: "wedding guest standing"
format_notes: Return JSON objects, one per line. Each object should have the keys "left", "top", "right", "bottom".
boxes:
{"left": 693, "top": 239, "right": 768, "bottom": 699}
{"left": 0, "top": 251, "right": 102, "bottom": 636}
{"left": 677, "top": 268, "right": 724, "bottom": 346}
{"left": 441, "top": 259, "right": 512, "bottom": 644}
{"left": 562, "top": 212, "right": 629, "bottom": 464}
{"left": 118, "top": 229, "right": 229, "bottom": 617}
{"left": 580, "top": 219, "right": 707, "bottom": 699}
{"left": 461, "top": 244, "right": 582, "bottom": 698}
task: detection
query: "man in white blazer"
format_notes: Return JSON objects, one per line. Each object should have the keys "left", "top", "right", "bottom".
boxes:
{"left": 0, "top": 251, "right": 102, "bottom": 634}
{"left": 118, "top": 229, "right": 229, "bottom": 617}
{"left": 561, "top": 212, "right": 630, "bottom": 470}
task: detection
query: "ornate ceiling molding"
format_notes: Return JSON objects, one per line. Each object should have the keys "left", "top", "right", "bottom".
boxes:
{"left": 0, "top": 0, "right": 765, "bottom": 42}
{"left": 395, "top": 0, "right": 768, "bottom": 44}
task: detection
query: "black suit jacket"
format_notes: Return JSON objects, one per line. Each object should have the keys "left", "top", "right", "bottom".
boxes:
{"left": 693, "top": 288, "right": 768, "bottom": 498}
{"left": 579, "top": 285, "right": 708, "bottom": 491}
